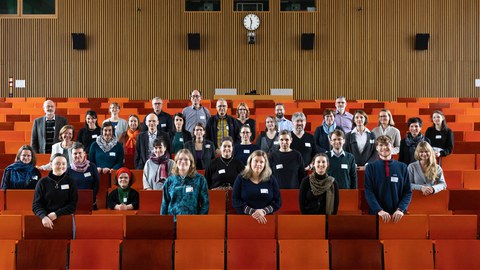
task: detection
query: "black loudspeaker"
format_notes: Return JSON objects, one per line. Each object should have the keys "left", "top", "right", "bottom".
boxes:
{"left": 188, "top": 33, "right": 200, "bottom": 50}
{"left": 71, "top": 33, "right": 86, "bottom": 50}
{"left": 415, "top": 33, "right": 430, "bottom": 50}
{"left": 301, "top": 33, "right": 315, "bottom": 50}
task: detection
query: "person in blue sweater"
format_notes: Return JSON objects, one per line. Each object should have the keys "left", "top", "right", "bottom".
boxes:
{"left": 364, "top": 135, "right": 412, "bottom": 223}
{"left": 88, "top": 122, "right": 124, "bottom": 174}
{"left": 161, "top": 149, "right": 209, "bottom": 218}
{"left": 67, "top": 142, "right": 99, "bottom": 209}
{"left": 232, "top": 150, "right": 282, "bottom": 224}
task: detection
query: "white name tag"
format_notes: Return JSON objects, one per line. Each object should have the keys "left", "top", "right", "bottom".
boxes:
{"left": 205, "top": 144, "right": 211, "bottom": 149}
{"left": 391, "top": 177, "right": 398, "bottom": 183}
{"left": 243, "top": 149, "right": 250, "bottom": 154}
{"left": 84, "top": 172, "right": 91, "bottom": 177}
{"left": 370, "top": 139, "right": 375, "bottom": 144}
{"left": 436, "top": 135, "right": 442, "bottom": 139}
{"left": 273, "top": 141, "right": 279, "bottom": 145}
{"left": 305, "top": 142, "right": 311, "bottom": 147}
{"left": 61, "top": 184, "right": 69, "bottom": 190}
{"left": 218, "top": 169, "right": 226, "bottom": 174}
{"left": 276, "top": 164, "right": 283, "bottom": 169}
{"left": 186, "top": 186, "right": 193, "bottom": 193}
{"left": 260, "top": 189, "right": 268, "bottom": 194}
{"left": 109, "top": 152, "right": 116, "bottom": 157}
{"left": 33, "top": 175, "right": 38, "bottom": 180}
{"left": 92, "top": 134, "right": 98, "bottom": 139}
{"left": 161, "top": 123, "right": 166, "bottom": 127}
{"left": 200, "top": 116, "right": 206, "bottom": 120}
{"left": 123, "top": 197, "right": 128, "bottom": 203}
{"left": 341, "top": 164, "right": 348, "bottom": 169}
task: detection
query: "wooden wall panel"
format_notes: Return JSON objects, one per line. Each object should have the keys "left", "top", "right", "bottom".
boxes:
{"left": 0, "top": 0, "right": 479, "bottom": 100}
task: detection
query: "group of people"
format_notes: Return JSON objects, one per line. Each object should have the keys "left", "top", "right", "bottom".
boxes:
{"left": 1, "top": 94, "right": 454, "bottom": 228}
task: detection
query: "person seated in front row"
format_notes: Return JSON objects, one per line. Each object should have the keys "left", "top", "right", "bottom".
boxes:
{"left": 32, "top": 154, "right": 78, "bottom": 229}
{"left": 344, "top": 110, "right": 377, "bottom": 170}
{"left": 38, "top": 125, "right": 75, "bottom": 170}
{"left": 299, "top": 153, "right": 339, "bottom": 215}
{"left": 326, "top": 129, "right": 357, "bottom": 189}
{"left": 89, "top": 122, "right": 124, "bottom": 174}
{"left": 205, "top": 136, "right": 245, "bottom": 190}
{"left": 67, "top": 142, "right": 100, "bottom": 210}
{"left": 2, "top": 145, "right": 41, "bottom": 189}
{"left": 232, "top": 150, "right": 282, "bottom": 224}
{"left": 233, "top": 124, "right": 260, "bottom": 165}
{"left": 408, "top": 141, "right": 447, "bottom": 196}
{"left": 161, "top": 149, "right": 210, "bottom": 218}
{"left": 255, "top": 115, "right": 280, "bottom": 155}
{"left": 184, "top": 122, "right": 215, "bottom": 170}
{"left": 399, "top": 117, "right": 431, "bottom": 165}
{"left": 143, "top": 138, "right": 174, "bottom": 190}
{"left": 107, "top": 167, "right": 139, "bottom": 211}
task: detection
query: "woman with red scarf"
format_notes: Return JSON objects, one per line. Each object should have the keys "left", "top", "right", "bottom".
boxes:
{"left": 119, "top": 114, "right": 140, "bottom": 155}
{"left": 143, "top": 138, "right": 174, "bottom": 190}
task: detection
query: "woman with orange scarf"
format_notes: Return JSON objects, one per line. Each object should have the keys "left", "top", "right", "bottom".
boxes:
{"left": 119, "top": 115, "right": 140, "bottom": 155}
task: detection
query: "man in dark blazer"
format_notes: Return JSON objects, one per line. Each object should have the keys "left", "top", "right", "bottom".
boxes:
{"left": 134, "top": 113, "right": 171, "bottom": 170}
{"left": 31, "top": 100, "right": 68, "bottom": 154}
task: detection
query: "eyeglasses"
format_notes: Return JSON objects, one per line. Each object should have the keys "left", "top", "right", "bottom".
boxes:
{"left": 191, "top": 95, "right": 201, "bottom": 98}
{"left": 238, "top": 108, "right": 247, "bottom": 111}
{"left": 153, "top": 103, "right": 162, "bottom": 105}
{"left": 241, "top": 131, "right": 251, "bottom": 134}
{"left": 217, "top": 105, "right": 227, "bottom": 108}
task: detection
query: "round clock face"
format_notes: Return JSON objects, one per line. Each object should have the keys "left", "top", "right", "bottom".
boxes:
{"left": 243, "top": 14, "right": 260, "bottom": 31}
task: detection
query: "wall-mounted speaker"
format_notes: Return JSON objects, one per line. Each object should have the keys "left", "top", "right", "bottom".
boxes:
{"left": 188, "top": 33, "right": 201, "bottom": 50}
{"left": 415, "top": 33, "right": 430, "bottom": 50}
{"left": 71, "top": 33, "right": 86, "bottom": 50}
{"left": 301, "top": 33, "right": 315, "bottom": 50}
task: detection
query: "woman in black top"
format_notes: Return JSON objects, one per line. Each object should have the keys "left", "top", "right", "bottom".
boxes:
{"left": 169, "top": 113, "right": 192, "bottom": 155}
{"left": 236, "top": 102, "right": 256, "bottom": 142}
{"left": 255, "top": 115, "right": 280, "bottom": 155}
{"left": 107, "top": 167, "right": 139, "bottom": 210}
{"left": 299, "top": 153, "right": 339, "bottom": 215}
{"left": 425, "top": 110, "right": 454, "bottom": 158}
{"left": 205, "top": 136, "right": 244, "bottom": 189}
{"left": 184, "top": 122, "right": 215, "bottom": 170}
{"left": 77, "top": 110, "right": 101, "bottom": 154}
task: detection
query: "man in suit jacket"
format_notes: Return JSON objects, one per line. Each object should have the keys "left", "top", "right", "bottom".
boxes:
{"left": 31, "top": 100, "right": 68, "bottom": 154}
{"left": 135, "top": 113, "right": 171, "bottom": 170}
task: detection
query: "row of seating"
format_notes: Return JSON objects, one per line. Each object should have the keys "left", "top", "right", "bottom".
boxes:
{"left": 1, "top": 214, "right": 479, "bottom": 269}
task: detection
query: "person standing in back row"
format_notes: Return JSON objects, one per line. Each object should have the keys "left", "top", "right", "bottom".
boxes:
{"left": 334, "top": 96, "right": 353, "bottom": 132}
{"left": 31, "top": 100, "right": 68, "bottom": 154}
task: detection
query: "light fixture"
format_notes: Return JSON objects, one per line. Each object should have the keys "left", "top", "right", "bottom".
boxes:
{"left": 247, "top": 31, "right": 256, "bottom": 44}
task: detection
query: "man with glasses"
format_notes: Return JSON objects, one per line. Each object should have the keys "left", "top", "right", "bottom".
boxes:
{"left": 206, "top": 98, "right": 241, "bottom": 153}
{"left": 334, "top": 96, "right": 353, "bottom": 132}
{"left": 182, "top": 89, "right": 211, "bottom": 134}
{"left": 141, "top": 97, "right": 173, "bottom": 133}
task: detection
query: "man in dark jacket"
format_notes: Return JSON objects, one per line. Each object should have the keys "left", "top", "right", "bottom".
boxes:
{"left": 205, "top": 98, "right": 241, "bottom": 153}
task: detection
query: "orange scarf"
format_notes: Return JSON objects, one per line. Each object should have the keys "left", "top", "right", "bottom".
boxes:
{"left": 125, "top": 129, "right": 139, "bottom": 155}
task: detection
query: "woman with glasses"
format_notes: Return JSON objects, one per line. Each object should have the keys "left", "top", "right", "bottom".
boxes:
{"left": 372, "top": 109, "right": 401, "bottom": 155}
{"left": 236, "top": 102, "right": 256, "bottom": 141}
{"left": 2, "top": 145, "right": 41, "bottom": 189}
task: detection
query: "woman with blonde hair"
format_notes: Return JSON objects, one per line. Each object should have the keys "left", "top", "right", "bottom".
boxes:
{"left": 408, "top": 141, "right": 447, "bottom": 195}
{"left": 255, "top": 115, "right": 280, "bottom": 155}
{"left": 232, "top": 150, "right": 282, "bottom": 224}
{"left": 236, "top": 102, "right": 256, "bottom": 141}
{"left": 372, "top": 109, "right": 401, "bottom": 154}
{"left": 161, "top": 149, "right": 209, "bottom": 217}
{"left": 38, "top": 125, "right": 76, "bottom": 170}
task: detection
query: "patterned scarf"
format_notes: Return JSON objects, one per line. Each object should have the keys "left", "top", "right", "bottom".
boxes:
{"left": 149, "top": 153, "right": 169, "bottom": 183}
{"left": 322, "top": 121, "right": 337, "bottom": 135}
{"left": 125, "top": 129, "right": 139, "bottom": 155}
{"left": 405, "top": 132, "right": 425, "bottom": 147}
{"left": 309, "top": 172, "right": 335, "bottom": 215}
{"left": 96, "top": 136, "right": 118, "bottom": 153}
{"left": 70, "top": 159, "right": 90, "bottom": 173}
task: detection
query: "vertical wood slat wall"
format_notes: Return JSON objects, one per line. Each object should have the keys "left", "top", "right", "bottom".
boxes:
{"left": 0, "top": 0, "right": 479, "bottom": 100}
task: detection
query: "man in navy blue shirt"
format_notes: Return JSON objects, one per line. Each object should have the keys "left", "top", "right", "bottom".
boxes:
{"left": 364, "top": 135, "right": 412, "bottom": 223}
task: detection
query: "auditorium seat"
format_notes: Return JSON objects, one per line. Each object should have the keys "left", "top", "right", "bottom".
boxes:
{"left": 76, "top": 189, "right": 93, "bottom": 214}
{"left": 0, "top": 189, "right": 4, "bottom": 212}
{"left": 429, "top": 215, "right": 477, "bottom": 239}
{"left": 69, "top": 239, "right": 120, "bottom": 269}
{"left": 442, "top": 170, "right": 463, "bottom": 189}
{"left": 138, "top": 190, "right": 162, "bottom": 214}
{"left": 175, "top": 215, "right": 225, "bottom": 269}
{"left": 435, "top": 240, "right": 480, "bottom": 269}
{"left": 16, "top": 239, "right": 69, "bottom": 270}
{"left": 4, "top": 189, "right": 34, "bottom": 215}
{"left": 0, "top": 240, "right": 15, "bottom": 270}
{"left": 378, "top": 215, "right": 428, "bottom": 240}
{"left": 383, "top": 240, "right": 434, "bottom": 269}
{"left": 463, "top": 170, "right": 480, "bottom": 189}
{"left": 0, "top": 154, "right": 16, "bottom": 169}
{"left": 24, "top": 215, "right": 73, "bottom": 240}
{"left": 327, "top": 215, "right": 377, "bottom": 239}
{"left": 0, "top": 215, "right": 22, "bottom": 240}
{"left": 407, "top": 190, "right": 451, "bottom": 214}
{"left": 448, "top": 190, "right": 480, "bottom": 212}
{"left": 277, "top": 189, "right": 300, "bottom": 214}
{"left": 338, "top": 189, "right": 361, "bottom": 214}
{"left": 330, "top": 240, "right": 382, "bottom": 269}
{"left": 209, "top": 189, "right": 227, "bottom": 214}
{"left": 74, "top": 214, "right": 123, "bottom": 240}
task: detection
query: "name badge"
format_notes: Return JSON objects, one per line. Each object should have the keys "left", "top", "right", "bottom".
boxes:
{"left": 218, "top": 169, "right": 226, "bottom": 174}
{"left": 370, "top": 139, "right": 375, "bottom": 144}
{"left": 109, "top": 152, "right": 116, "bottom": 157}
{"left": 123, "top": 197, "right": 128, "bottom": 203}
{"left": 179, "top": 138, "right": 184, "bottom": 142}
{"left": 61, "top": 184, "right": 69, "bottom": 190}
{"left": 273, "top": 141, "right": 279, "bottom": 145}
{"left": 33, "top": 175, "right": 38, "bottom": 180}
{"left": 341, "top": 164, "right": 348, "bottom": 169}
{"left": 161, "top": 123, "right": 167, "bottom": 128}
{"left": 436, "top": 135, "right": 442, "bottom": 139}
{"left": 186, "top": 186, "right": 193, "bottom": 193}
{"left": 84, "top": 172, "right": 91, "bottom": 177}
{"left": 276, "top": 164, "right": 283, "bottom": 169}
{"left": 260, "top": 189, "right": 269, "bottom": 194}
{"left": 305, "top": 142, "right": 311, "bottom": 147}
{"left": 200, "top": 116, "right": 206, "bottom": 120}
{"left": 205, "top": 144, "right": 211, "bottom": 149}
{"left": 243, "top": 149, "right": 250, "bottom": 154}
{"left": 92, "top": 134, "right": 98, "bottom": 139}
{"left": 391, "top": 177, "right": 398, "bottom": 183}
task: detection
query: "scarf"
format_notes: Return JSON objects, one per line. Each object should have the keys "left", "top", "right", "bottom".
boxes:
{"left": 117, "top": 186, "right": 130, "bottom": 204}
{"left": 405, "top": 133, "right": 425, "bottom": 148}
{"left": 125, "top": 129, "right": 139, "bottom": 155}
{"left": 96, "top": 136, "right": 118, "bottom": 153}
{"left": 70, "top": 159, "right": 90, "bottom": 173}
{"left": 309, "top": 172, "right": 335, "bottom": 215}
{"left": 5, "top": 161, "right": 36, "bottom": 188}
{"left": 322, "top": 121, "right": 337, "bottom": 135}
{"left": 149, "top": 153, "right": 169, "bottom": 183}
